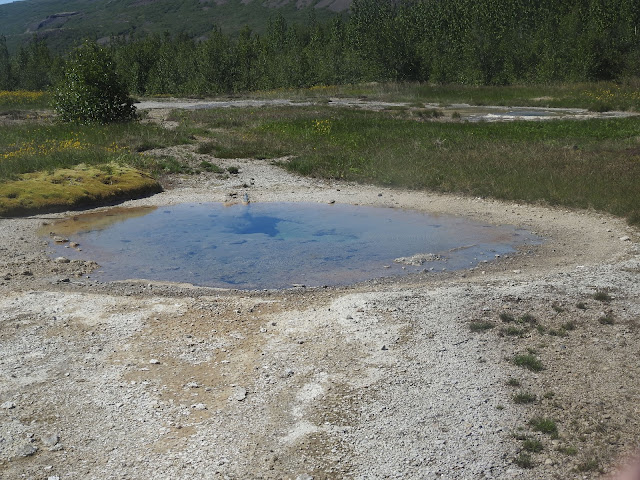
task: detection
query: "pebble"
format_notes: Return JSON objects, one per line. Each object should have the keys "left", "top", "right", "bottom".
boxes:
{"left": 54, "top": 257, "right": 70, "bottom": 264}
{"left": 191, "top": 403, "right": 207, "bottom": 410}
{"left": 619, "top": 236, "right": 630, "bottom": 242}
{"left": 296, "top": 475, "right": 314, "bottom": 480}
{"left": 52, "top": 236, "right": 68, "bottom": 243}
{"left": 150, "top": 359, "right": 160, "bottom": 364}
{"left": 229, "top": 387, "right": 247, "bottom": 402}
{"left": 1, "top": 401, "right": 15, "bottom": 409}
{"left": 18, "top": 444, "right": 38, "bottom": 457}
{"left": 42, "top": 434, "right": 60, "bottom": 447}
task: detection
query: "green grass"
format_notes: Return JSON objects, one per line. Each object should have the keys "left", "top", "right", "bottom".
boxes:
{"left": 513, "top": 354, "right": 544, "bottom": 372}
{"left": 506, "top": 378, "right": 521, "bottom": 387}
{"left": 529, "top": 417, "right": 559, "bottom": 436}
{"left": 593, "top": 290, "right": 612, "bottom": 302}
{"left": 514, "top": 453, "right": 534, "bottom": 469}
{"left": 269, "top": 81, "right": 640, "bottom": 112}
{"left": 175, "top": 104, "right": 640, "bottom": 226}
{"left": 0, "top": 121, "right": 190, "bottom": 181}
{"left": 513, "top": 392, "right": 537, "bottom": 404}
{"left": 0, "top": 91, "right": 51, "bottom": 111}
{"left": 522, "top": 438, "right": 544, "bottom": 453}
{"left": 469, "top": 320, "right": 495, "bottom": 332}
{"left": 501, "top": 326, "right": 528, "bottom": 337}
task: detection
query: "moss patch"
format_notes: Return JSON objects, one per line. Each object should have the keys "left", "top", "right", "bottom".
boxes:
{"left": 0, "top": 163, "right": 161, "bottom": 217}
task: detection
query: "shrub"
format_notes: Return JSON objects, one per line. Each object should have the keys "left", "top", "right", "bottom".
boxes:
{"left": 53, "top": 42, "right": 136, "bottom": 124}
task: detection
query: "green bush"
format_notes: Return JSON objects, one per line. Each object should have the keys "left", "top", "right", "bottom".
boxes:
{"left": 53, "top": 42, "right": 136, "bottom": 124}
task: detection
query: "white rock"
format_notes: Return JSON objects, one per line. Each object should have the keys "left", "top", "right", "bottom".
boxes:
{"left": 1, "top": 401, "right": 15, "bottom": 409}
{"left": 620, "top": 236, "right": 631, "bottom": 241}
{"left": 149, "top": 359, "right": 160, "bottom": 364}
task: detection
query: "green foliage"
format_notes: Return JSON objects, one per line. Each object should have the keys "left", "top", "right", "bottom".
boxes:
{"left": 529, "top": 417, "right": 558, "bottom": 436}
{"left": 513, "top": 354, "right": 544, "bottom": 372}
{"left": 469, "top": 320, "right": 495, "bottom": 332}
{"left": 53, "top": 42, "right": 136, "bottom": 125}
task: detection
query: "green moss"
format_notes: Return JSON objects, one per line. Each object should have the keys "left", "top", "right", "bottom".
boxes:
{"left": 0, "top": 163, "right": 161, "bottom": 217}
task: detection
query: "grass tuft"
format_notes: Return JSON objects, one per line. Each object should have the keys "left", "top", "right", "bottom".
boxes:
{"left": 514, "top": 453, "right": 534, "bottom": 469}
{"left": 513, "top": 392, "right": 537, "bottom": 404}
{"left": 513, "top": 354, "right": 544, "bottom": 372}
{"left": 593, "top": 290, "right": 612, "bottom": 302}
{"left": 469, "top": 320, "right": 495, "bottom": 332}
{"left": 529, "top": 417, "right": 558, "bottom": 436}
{"left": 522, "top": 438, "right": 544, "bottom": 453}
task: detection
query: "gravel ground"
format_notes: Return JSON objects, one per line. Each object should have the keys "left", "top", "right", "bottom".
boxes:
{"left": 1, "top": 144, "right": 639, "bottom": 480}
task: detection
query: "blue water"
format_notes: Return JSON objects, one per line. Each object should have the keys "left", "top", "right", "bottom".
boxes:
{"left": 47, "top": 202, "right": 541, "bottom": 289}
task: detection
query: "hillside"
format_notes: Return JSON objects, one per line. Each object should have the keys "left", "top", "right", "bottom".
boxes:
{"left": 0, "top": 0, "right": 351, "bottom": 52}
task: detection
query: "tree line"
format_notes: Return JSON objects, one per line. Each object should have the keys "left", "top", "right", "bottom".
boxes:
{"left": 1, "top": 0, "right": 639, "bottom": 94}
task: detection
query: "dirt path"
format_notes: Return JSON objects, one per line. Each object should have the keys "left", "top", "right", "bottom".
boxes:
{"left": 1, "top": 149, "right": 639, "bottom": 479}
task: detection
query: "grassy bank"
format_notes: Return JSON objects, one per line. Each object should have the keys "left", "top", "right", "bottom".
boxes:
{"left": 0, "top": 116, "right": 191, "bottom": 216}
{"left": 174, "top": 105, "right": 640, "bottom": 226}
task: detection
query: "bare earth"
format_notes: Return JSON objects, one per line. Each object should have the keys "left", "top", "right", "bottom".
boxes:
{"left": 1, "top": 146, "right": 639, "bottom": 479}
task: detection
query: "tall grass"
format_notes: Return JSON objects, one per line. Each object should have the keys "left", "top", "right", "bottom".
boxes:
{"left": 0, "top": 122, "right": 190, "bottom": 180}
{"left": 177, "top": 105, "right": 640, "bottom": 226}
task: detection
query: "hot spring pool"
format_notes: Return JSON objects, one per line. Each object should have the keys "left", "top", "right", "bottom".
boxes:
{"left": 46, "top": 202, "right": 541, "bottom": 289}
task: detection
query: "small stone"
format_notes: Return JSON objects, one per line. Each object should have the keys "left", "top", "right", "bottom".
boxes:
{"left": 381, "top": 345, "right": 388, "bottom": 351}
{"left": 328, "top": 200, "right": 335, "bottom": 204}
{"left": 1, "top": 401, "right": 15, "bottom": 409}
{"left": 54, "top": 257, "right": 70, "bottom": 264}
{"left": 185, "top": 382, "right": 200, "bottom": 389}
{"left": 41, "top": 434, "right": 59, "bottom": 447}
{"left": 149, "top": 359, "right": 160, "bottom": 365}
{"left": 52, "top": 236, "right": 68, "bottom": 243}
{"left": 544, "top": 458, "right": 554, "bottom": 465}
{"left": 70, "top": 242, "right": 80, "bottom": 248}
{"left": 18, "top": 444, "right": 38, "bottom": 457}
{"left": 296, "top": 475, "right": 314, "bottom": 480}
{"left": 191, "top": 403, "right": 207, "bottom": 410}
{"left": 620, "top": 236, "right": 631, "bottom": 242}
{"left": 229, "top": 386, "right": 247, "bottom": 402}
{"left": 48, "top": 476, "right": 60, "bottom": 480}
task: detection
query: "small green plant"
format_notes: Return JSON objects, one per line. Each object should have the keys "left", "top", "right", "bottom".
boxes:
{"left": 576, "top": 458, "right": 599, "bottom": 472}
{"left": 502, "top": 325, "right": 528, "bottom": 337}
{"left": 196, "top": 142, "right": 217, "bottom": 155}
{"left": 547, "top": 328, "right": 568, "bottom": 337}
{"left": 514, "top": 354, "right": 544, "bottom": 372}
{"left": 227, "top": 166, "right": 240, "bottom": 174}
{"left": 593, "top": 290, "right": 612, "bottom": 302}
{"left": 199, "top": 161, "right": 224, "bottom": 173}
{"left": 543, "top": 391, "right": 555, "bottom": 399}
{"left": 522, "top": 438, "right": 544, "bottom": 453}
{"left": 558, "top": 445, "right": 577, "bottom": 455}
{"left": 514, "top": 453, "right": 534, "bottom": 468}
{"left": 506, "top": 378, "right": 521, "bottom": 387}
{"left": 499, "top": 312, "right": 515, "bottom": 323}
{"left": 451, "top": 111, "right": 461, "bottom": 119}
{"left": 598, "top": 315, "right": 615, "bottom": 325}
{"left": 469, "top": 320, "right": 495, "bottom": 332}
{"left": 520, "top": 313, "right": 537, "bottom": 325}
{"left": 513, "top": 392, "right": 537, "bottom": 404}
{"left": 562, "top": 320, "right": 577, "bottom": 331}
{"left": 552, "top": 302, "right": 565, "bottom": 313}
{"left": 576, "top": 302, "right": 587, "bottom": 310}
{"left": 496, "top": 404, "right": 505, "bottom": 410}
{"left": 529, "top": 417, "right": 558, "bottom": 436}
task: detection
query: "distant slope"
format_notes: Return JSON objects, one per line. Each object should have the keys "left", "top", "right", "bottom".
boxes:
{"left": 0, "top": 0, "right": 351, "bottom": 52}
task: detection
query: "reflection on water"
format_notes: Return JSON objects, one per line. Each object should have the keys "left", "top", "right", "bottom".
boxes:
{"left": 45, "top": 202, "right": 541, "bottom": 289}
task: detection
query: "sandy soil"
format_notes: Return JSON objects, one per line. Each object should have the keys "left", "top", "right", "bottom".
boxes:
{"left": 1, "top": 144, "right": 639, "bottom": 480}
